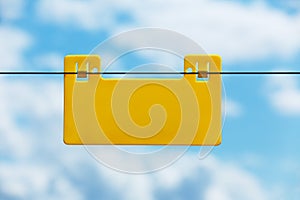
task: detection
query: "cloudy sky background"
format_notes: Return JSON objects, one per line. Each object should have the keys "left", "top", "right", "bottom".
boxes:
{"left": 0, "top": 0, "right": 300, "bottom": 199}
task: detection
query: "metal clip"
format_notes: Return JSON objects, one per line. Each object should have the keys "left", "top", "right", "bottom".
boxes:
{"left": 77, "top": 70, "right": 87, "bottom": 78}
{"left": 198, "top": 71, "right": 208, "bottom": 78}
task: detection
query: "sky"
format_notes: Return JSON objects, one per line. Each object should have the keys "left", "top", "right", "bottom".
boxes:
{"left": 0, "top": 0, "right": 300, "bottom": 199}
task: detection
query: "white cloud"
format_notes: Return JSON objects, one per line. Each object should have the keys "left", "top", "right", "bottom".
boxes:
{"left": 223, "top": 99, "right": 243, "bottom": 118}
{"left": 0, "top": 2, "right": 297, "bottom": 199}
{"left": 33, "top": 53, "right": 64, "bottom": 70}
{"left": 0, "top": 73, "right": 272, "bottom": 199}
{"left": 0, "top": 163, "right": 84, "bottom": 200}
{"left": 0, "top": 26, "right": 32, "bottom": 69}
{"left": 36, "top": 0, "right": 300, "bottom": 63}
{"left": 125, "top": 0, "right": 300, "bottom": 63}
{"left": 265, "top": 73, "right": 300, "bottom": 115}
{"left": 204, "top": 160, "right": 267, "bottom": 200}
{"left": 0, "top": 0, "right": 25, "bottom": 21}
{"left": 0, "top": 75, "right": 288, "bottom": 200}
{"left": 0, "top": 76, "right": 87, "bottom": 199}
{"left": 98, "top": 155, "right": 270, "bottom": 200}
{"left": 36, "top": 0, "right": 119, "bottom": 31}
{"left": 0, "top": 77, "right": 62, "bottom": 159}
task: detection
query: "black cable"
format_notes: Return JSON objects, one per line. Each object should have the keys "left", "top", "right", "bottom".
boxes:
{"left": 1, "top": 71, "right": 300, "bottom": 75}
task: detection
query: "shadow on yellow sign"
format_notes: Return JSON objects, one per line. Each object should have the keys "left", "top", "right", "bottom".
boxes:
{"left": 64, "top": 55, "right": 222, "bottom": 145}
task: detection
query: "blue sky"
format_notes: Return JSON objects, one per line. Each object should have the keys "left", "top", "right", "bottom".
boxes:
{"left": 0, "top": 0, "right": 300, "bottom": 199}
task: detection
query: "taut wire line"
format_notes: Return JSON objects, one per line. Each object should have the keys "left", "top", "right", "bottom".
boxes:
{"left": 1, "top": 71, "right": 300, "bottom": 75}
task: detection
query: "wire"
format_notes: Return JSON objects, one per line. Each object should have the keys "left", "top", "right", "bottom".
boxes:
{"left": 1, "top": 71, "right": 300, "bottom": 75}
{"left": 209, "top": 71, "right": 300, "bottom": 75}
{"left": 0, "top": 72, "right": 75, "bottom": 75}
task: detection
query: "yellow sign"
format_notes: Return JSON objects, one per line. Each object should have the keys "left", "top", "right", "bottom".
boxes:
{"left": 64, "top": 55, "right": 222, "bottom": 145}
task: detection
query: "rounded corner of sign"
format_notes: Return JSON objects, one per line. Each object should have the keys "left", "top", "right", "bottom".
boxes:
{"left": 63, "top": 137, "right": 73, "bottom": 145}
{"left": 210, "top": 55, "right": 222, "bottom": 67}
{"left": 214, "top": 140, "right": 222, "bottom": 146}
{"left": 214, "top": 136, "right": 222, "bottom": 146}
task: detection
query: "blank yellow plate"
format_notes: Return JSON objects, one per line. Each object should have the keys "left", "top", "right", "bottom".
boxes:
{"left": 64, "top": 55, "right": 222, "bottom": 145}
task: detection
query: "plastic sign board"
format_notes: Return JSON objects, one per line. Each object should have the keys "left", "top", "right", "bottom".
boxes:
{"left": 64, "top": 55, "right": 222, "bottom": 145}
